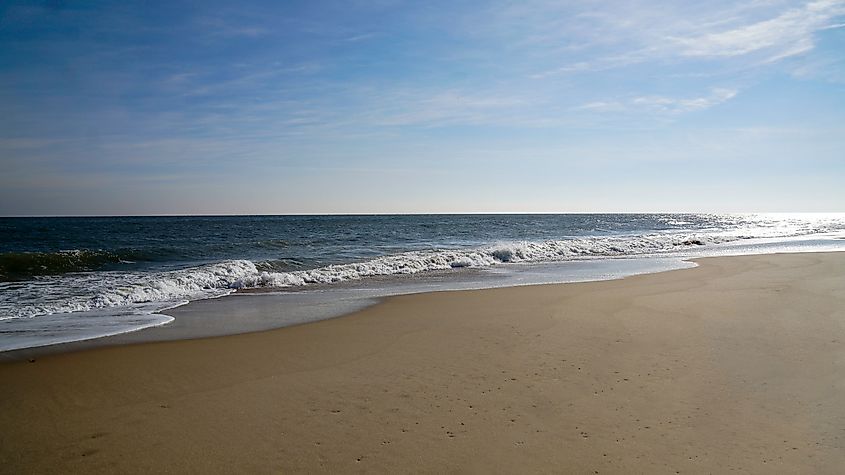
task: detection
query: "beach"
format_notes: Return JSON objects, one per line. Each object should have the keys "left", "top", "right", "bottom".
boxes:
{"left": 1, "top": 251, "right": 844, "bottom": 473}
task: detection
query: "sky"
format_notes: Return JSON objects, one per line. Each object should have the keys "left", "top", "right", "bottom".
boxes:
{"left": 1, "top": 0, "right": 844, "bottom": 215}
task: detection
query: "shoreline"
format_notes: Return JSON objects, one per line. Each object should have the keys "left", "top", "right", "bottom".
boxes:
{"left": 2, "top": 251, "right": 845, "bottom": 472}
{"left": 1, "top": 255, "right": 698, "bottom": 360}
{"left": 5, "top": 235, "right": 845, "bottom": 358}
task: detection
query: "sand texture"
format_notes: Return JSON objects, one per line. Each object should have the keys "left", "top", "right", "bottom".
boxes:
{"left": 2, "top": 252, "right": 844, "bottom": 473}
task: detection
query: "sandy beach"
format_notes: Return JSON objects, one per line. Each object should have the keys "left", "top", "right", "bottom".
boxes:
{"left": 1, "top": 252, "right": 844, "bottom": 473}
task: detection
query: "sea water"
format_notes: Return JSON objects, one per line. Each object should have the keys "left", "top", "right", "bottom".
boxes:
{"left": 2, "top": 213, "right": 845, "bottom": 351}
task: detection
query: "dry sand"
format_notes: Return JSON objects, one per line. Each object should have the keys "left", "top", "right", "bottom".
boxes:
{"left": 1, "top": 252, "right": 844, "bottom": 473}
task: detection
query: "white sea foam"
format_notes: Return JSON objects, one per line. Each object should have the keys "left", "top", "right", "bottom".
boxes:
{"left": 0, "top": 228, "right": 806, "bottom": 321}
{"left": 3, "top": 217, "right": 845, "bottom": 352}
{"left": 0, "top": 261, "right": 252, "bottom": 320}
{"left": 7, "top": 212, "right": 845, "bottom": 326}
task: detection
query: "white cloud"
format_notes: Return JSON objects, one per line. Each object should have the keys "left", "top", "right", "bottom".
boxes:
{"left": 344, "top": 32, "right": 379, "bottom": 42}
{"left": 669, "top": 0, "right": 845, "bottom": 61}
{"left": 577, "top": 88, "right": 738, "bottom": 115}
{"left": 633, "top": 88, "right": 738, "bottom": 113}
{"left": 573, "top": 101, "right": 626, "bottom": 112}
{"left": 525, "top": 1, "right": 845, "bottom": 78}
{"left": 195, "top": 14, "right": 271, "bottom": 38}
{"left": 819, "top": 21, "right": 845, "bottom": 28}
{"left": 369, "top": 90, "right": 531, "bottom": 126}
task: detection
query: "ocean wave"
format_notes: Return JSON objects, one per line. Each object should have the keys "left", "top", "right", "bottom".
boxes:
{"left": 255, "top": 257, "right": 306, "bottom": 271}
{"left": 1, "top": 231, "right": 748, "bottom": 320}
{"left": 0, "top": 260, "right": 255, "bottom": 320}
{"left": 243, "top": 232, "right": 743, "bottom": 288}
{"left": 0, "top": 249, "right": 145, "bottom": 281}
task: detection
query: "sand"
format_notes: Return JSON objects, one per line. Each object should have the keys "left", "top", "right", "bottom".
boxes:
{"left": 1, "top": 252, "right": 844, "bottom": 473}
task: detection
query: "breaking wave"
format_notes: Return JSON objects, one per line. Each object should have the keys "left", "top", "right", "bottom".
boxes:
{"left": 1, "top": 231, "right": 747, "bottom": 320}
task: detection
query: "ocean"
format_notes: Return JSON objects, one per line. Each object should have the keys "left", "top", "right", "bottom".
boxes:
{"left": 2, "top": 213, "right": 845, "bottom": 351}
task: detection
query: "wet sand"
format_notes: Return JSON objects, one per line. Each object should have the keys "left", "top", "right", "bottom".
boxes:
{"left": 1, "top": 252, "right": 844, "bottom": 473}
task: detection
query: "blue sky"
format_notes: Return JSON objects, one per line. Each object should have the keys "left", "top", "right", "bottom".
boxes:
{"left": 1, "top": 0, "right": 844, "bottom": 215}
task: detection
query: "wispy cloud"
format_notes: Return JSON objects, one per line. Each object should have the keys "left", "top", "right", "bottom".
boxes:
{"left": 575, "top": 101, "right": 627, "bottom": 113}
{"left": 365, "top": 90, "right": 531, "bottom": 127}
{"left": 529, "top": 52, "right": 649, "bottom": 78}
{"left": 576, "top": 88, "right": 739, "bottom": 114}
{"left": 819, "top": 21, "right": 845, "bottom": 29}
{"left": 632, "top": 88, "right": 738, "bottom": 113}
{"left": 669, "top": 0, "right": 845, "bottom": 62}
{"left": 528, "top": 1, "right": 845, "bottom": 78}
{"left": 344, "top": 32, "right": 379, "bottom": 42}
{"left": 196, "top": 16, "right": 270, "bottom": 38}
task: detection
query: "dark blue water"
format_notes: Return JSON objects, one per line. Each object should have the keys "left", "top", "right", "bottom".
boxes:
{"left": 0, "top": 214, "right": 761, "bottom": 280}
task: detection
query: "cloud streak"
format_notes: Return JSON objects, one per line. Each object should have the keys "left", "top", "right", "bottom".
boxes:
{"left": 529, "top": 0, "right": 845, "bottom": 78}
{"left": 670, "top": 0, "right": 845, "bottom": 62}
{"left": 576, "top": 88, "right": 739, "bottom": 115}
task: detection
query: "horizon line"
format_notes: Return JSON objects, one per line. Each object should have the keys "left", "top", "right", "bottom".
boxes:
{"left": 2, "top": 211, "right": 842, "bottom": 218}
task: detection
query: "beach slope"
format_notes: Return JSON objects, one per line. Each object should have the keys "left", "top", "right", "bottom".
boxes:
{"left": 2, "top": 252, "right": 844, "bottom": 473}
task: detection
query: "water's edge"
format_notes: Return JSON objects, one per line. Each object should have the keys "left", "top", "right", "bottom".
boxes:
{"left": 5, "top": 256, "right": 693, "bottom": 361}
{"left": 5, "top": 214, "right": 845, "bottom": 353}
{"left": 5, "top": 240, "right": 845, "bottom": 361}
